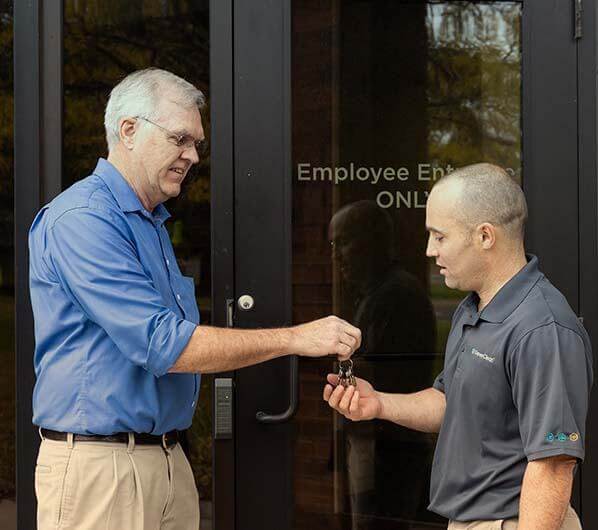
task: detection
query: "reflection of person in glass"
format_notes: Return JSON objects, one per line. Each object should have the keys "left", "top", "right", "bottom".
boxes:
{"left": 329, "top": 200, "right": 436, "bottom": 527}
{"left": 324, "top": 164, "right": 591, "bottom": 530}
{"left": 29, "top": 68, "right": 361, "bottom": 530}
{"left": 329, "top": 200, "right": 436, "bottom": 354}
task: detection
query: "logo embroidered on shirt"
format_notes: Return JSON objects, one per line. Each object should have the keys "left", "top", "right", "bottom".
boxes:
{"left": 545, "top": 432, "right": 580, "bottom": 442}
{"left": 471, "top": 348, "right": 495, "bottom": 363}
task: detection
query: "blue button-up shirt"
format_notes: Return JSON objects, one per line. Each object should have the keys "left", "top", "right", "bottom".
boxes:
{"left": 29, "top": 158, "right": 200, "bottom": 435}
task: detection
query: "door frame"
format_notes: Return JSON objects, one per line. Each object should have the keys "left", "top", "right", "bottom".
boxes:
{"left": 228, "top": 0, "right": 598, "bottom": 528}
{"left": 230, "top": 0, "right": 294, "bottom": 528}
{"left": 210, "top": 0, "right": 236, "bottom": 528}
{"left": 577, "top": 0, "right": 598, "bottom": 523}
{"left": 15, "top": 1, "right": 63, "bottom": 528}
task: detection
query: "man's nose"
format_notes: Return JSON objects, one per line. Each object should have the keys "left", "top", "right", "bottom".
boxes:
{"left": 182, "top": 144, "right": 200, "bottom": 165}
{"left": 425, "top": 237, "right": 437, "bottom": 258}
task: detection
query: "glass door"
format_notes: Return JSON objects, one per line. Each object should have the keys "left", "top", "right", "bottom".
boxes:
{"left": 290, "top": 4, "right": 522, "bottom": 527}
{"left": 233, "top": 1, "right": 580, "bottom": 529}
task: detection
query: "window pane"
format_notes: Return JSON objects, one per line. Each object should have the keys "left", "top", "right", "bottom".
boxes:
{"left": 63, "top": 1, "right": 212, "bottom": 527}
{"left": 0, "top": 0, "right": 15, "bottom": 527}
{"left": 291, "top": 2, "right": 521, "bottom": 528}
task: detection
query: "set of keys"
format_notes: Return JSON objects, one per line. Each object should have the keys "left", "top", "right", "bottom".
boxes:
{"left": 337, "top": 359, "right": 356, "bottom": 388}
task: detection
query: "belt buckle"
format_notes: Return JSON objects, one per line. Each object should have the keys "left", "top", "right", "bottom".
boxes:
{"left": 161, "top": 431, "right": 176, "bottom": 450}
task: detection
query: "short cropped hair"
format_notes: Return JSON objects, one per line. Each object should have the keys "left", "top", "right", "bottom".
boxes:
{"left": 104, "top": 68, "right": 205, "bottom": 152}
{"left": 434, "top": 163, "right": 528, "bottom": 241}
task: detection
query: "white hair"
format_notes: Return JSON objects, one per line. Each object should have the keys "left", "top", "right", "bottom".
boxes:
{"left": 104, "top": 68, "right": 206, "bottom": 152}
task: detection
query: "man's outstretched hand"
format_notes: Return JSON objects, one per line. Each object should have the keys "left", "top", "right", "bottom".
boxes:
{"left": 289, "top": 316, "right": 361, "bottom": 361}
{"left": 323, "top": 373, "right": 382, "bottom": 421}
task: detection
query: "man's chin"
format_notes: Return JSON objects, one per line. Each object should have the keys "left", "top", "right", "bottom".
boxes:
{"left": 444, "top": 277, "right": 459, "bottom": 290}
{"left": 163, "top": 184, "right": 182, "bottom": 199}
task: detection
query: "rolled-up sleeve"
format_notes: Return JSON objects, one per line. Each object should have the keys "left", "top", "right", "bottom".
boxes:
{"left": 508, "top": 323, "right": 592, "bottom": 462}
{"left": 433, "top": 369, "right": 445, "bottom": 393}
{"left": 46, "top": 207, "right": 196, "bottom": 377}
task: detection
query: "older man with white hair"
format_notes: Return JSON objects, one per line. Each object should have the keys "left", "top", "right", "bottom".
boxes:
{"left": 324, "top": 163, "right": 592, "bottom": 530}
{"left": 29, "top": 68, "right": 361, "bottom": 530}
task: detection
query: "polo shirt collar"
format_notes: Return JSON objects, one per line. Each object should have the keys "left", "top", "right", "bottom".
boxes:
{"left": 92, "top": 158, "right": 171, "bottom": 226}
{"left": 466, "top": 254, "right": 543, "bottom": 324}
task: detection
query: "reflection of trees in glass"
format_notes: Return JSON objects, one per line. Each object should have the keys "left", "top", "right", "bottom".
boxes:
{"left": 63, "top": 0, "right": 212, "bottom": 501}
{"left": 426, "top": 3, "right": 521, "bottom": 181}
{"left": 424, "top": 3, "right": 522, "bottom": 355}
{"left": 63, "top": 0, "right": 210, "bottom": 186}
{"left": 0, "top": 0, "right": 15, "bottom": 503}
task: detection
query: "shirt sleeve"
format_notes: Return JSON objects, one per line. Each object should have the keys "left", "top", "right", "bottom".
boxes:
{"left": 508, "top": 322, "right": 592, "bottom": 462}
{"left": 46, "top": 207, "right": 197, "bottom": 377}
{"left": 433, "top": 370, "right": 445, "bottom": 393}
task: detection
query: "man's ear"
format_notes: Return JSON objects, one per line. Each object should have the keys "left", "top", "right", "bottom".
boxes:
{"left": 119, "top": 117, "right": 138, "bottom": 150}
{"left": 478, "top": 223, "right": 496, "bottom": 250}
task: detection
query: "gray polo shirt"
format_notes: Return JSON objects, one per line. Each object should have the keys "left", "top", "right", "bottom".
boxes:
{"left": 428, "top": 254, "right": 593, "bottom": 522}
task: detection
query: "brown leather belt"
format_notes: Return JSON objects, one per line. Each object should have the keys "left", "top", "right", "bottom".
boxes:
{"left": 40, "top": 428, "right": 180, "bottom": 449}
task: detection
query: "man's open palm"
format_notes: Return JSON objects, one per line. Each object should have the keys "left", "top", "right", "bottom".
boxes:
{"left": 323, "top": 373, "right": 382, "bottom": 421}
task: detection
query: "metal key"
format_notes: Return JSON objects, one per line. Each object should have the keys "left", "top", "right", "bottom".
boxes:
{"left": 337, "top": 359, "right": 356, "bottom": 388}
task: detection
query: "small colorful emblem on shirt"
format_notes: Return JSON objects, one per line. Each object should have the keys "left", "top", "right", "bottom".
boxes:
{"left": 545, "top": 432, "right": 579, "bottom": 442}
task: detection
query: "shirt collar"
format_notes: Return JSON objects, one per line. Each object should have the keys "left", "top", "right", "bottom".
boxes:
{"left": 464, "top": 254, "right": 543, "bottom": 324}
{"left": 92, "top": 158, "right": 171, "bottom": 226}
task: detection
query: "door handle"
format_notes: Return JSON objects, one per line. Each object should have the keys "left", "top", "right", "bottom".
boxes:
{"left": 255, "top": 355, "right": 298, "bottom": 423}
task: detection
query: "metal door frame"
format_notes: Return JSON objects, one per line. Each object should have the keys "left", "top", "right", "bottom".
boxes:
{"left": 577, "top": 0, "right": 598, "bottom": 525}
{"left": 15, "top": 1, "right": 62, "bottom": 528}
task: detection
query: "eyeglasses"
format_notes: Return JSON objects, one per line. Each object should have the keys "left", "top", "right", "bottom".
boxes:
{"left": 136, "top": 116, "right": 207, "bottom": 156}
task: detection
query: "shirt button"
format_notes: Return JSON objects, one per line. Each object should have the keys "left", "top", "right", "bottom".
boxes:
{"left": 177, "top": 294, "right": 181, "bottom": 301}
{"left": 192, "top": 401, "right": 196, "bottom": 407}
{"left": 166, "top": 259, "right": 170, "bottom": 266}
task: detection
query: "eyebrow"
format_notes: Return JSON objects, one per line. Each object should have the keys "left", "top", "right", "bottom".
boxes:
{"left": 172, "top": 129, "right": 206, "bottom": 143}
{"left": 171, "top": 128, "right": 191, "bottom": 137}
{"left": 426, "top": 226, "right": 446, "bottom": 236}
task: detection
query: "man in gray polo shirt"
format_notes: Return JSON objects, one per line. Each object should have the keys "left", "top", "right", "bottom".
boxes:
{"left": 323, "top": 163, "right": 593, "bottom": 529}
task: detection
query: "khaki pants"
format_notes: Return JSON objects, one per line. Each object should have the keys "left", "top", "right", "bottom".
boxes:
{"left": 448, "top": 504, "right": 582, "bottom": 529}
{"left": 35, "top": 433, "right": 200, "bottom": 530}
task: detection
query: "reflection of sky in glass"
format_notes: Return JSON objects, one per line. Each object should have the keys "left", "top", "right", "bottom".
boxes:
{"left": 426, "top": 2, "right": 522, "bottom": 179}
{"left": 428, "top": 3, "right": 521, "bottom": 58}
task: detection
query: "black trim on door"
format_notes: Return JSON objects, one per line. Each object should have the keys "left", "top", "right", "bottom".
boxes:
{"left": 210, "top": 0, "right": 236, "bottom": 527}
{"left": 577, "top": 0, "right": 598, "bottom": 526}
{"left": 233, "top": 0, "right": 293, "bottom": 529}
{"left": 15, "top": 0, "right": 64, "bottom": 525}
{"left": 521, "top": 0, "right": 582, "bottom": 512}
{"left": 522, "top": 1, "right": 579, "bottom": 305}
{"left": 14, "top": 1, "right": 44, "bottom": 528}
{"left": 41, "top": 0, "right": 63, "bottom": 204}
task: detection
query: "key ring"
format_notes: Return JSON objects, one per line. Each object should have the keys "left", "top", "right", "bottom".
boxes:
{"left": 337, "top": 359, "right": 356, "bottom": 387}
